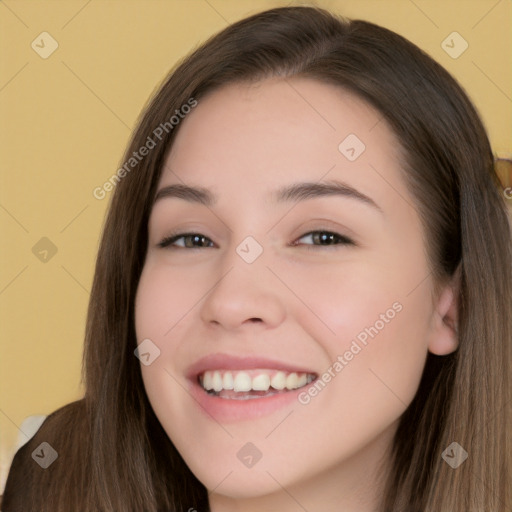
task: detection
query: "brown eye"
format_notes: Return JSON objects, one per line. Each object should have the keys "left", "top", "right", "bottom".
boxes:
{"left": 158, "top": 233, "right": 215, "bottom": 249}
{"left": 294, "top": 230, "right": 354, "bottom": 248}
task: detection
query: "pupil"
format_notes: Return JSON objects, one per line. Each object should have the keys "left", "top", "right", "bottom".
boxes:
{"left": 318, "top": 232, "right": 334, "bottom": 244}
{"left": 189, "top": 235, "right": 210, "bottom": 248}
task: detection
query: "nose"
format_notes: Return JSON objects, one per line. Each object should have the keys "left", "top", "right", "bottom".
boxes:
{"left": 199, "top": 249, "right": 286, "bottom": 332}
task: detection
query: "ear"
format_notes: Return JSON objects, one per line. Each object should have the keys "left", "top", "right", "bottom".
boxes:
{"left": 428, "top": 266, "right": 460, "bottom": 356}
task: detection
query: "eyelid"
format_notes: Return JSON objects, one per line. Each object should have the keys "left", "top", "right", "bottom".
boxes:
{"left": 157, "top": 232, "right": 216, "bottom": 249}
{"left": 294, "top": 230, "right": 355, "bottom": 248}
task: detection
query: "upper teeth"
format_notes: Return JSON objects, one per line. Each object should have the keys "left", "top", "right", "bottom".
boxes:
{"left": 200, "top": 370, "right": 315, "bottom": 392}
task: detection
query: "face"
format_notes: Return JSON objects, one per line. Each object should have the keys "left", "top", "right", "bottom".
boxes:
{"left": 135, "top": 77, "right": 457, "bottom": 505}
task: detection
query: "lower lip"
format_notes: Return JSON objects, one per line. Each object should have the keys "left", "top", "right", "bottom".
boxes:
{"left": 188, "top": 379, "right": 307, "bottom": 423}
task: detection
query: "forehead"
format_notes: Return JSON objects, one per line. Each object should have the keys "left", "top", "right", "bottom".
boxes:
{"left": 158, "top": 77, "right": 406, "bottom": 209}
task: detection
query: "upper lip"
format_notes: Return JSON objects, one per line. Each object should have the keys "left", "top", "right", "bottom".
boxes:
{"left": 186, "top": 353, "right": 318, "bottom": 380}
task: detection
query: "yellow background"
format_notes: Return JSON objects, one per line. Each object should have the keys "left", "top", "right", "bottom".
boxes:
{"left": 1, "top": 0, "right": 511, "bottom": 492}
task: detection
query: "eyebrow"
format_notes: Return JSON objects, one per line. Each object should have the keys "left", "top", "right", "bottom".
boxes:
{"left": 153, "top": 179, "right": 382, "bottom": 213}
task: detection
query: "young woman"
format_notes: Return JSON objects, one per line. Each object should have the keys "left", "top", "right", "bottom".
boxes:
{"left": 2, "top": 6, "right": 511, "bottom": 512}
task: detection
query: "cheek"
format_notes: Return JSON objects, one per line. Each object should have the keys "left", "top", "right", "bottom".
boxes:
{"left": 319, "top": 286, "right": 431, "bottom": 439}
{"left": 134, "top": 264, "right": 203, "bottom": 411}
{"left": 134, "top": 265, "right": 202, "bottom": 458}
{"left": 272, "top": 257, "right": 432, "bottom": 423}
{"left": 268, "top": 252, "right": 427, "bottom": 351}
{"left": 134, "top": 262, "right": 205, "bottom": 341}
{"left": 291, "top": 300, "right": 429, "bottom": 468}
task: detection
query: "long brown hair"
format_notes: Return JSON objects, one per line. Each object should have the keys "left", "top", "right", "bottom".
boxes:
{"left": 3, "top": 6, "right": 511, "bottom": 511}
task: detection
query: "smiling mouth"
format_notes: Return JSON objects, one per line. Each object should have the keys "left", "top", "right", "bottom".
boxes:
{"left": 198, "top": 369, "right": 317, "bottom": 400}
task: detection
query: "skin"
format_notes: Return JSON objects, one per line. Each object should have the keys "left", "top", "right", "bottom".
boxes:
{"left": 134, "top": 77, "right": 459, "bottom": 512}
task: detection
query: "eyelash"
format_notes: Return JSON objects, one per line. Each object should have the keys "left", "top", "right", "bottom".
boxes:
{"left": 157, "top": 230, "right": 355, "bottom": 250}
